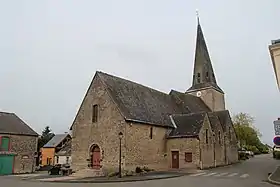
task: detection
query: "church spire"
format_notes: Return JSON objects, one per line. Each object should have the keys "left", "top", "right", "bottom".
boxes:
{"left": 187, "top": 15, "right": 224, "bottom": 93}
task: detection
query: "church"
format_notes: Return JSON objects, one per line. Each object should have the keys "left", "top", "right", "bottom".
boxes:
{"left": 70, "top": 19, "right": 239, "bottom": 176}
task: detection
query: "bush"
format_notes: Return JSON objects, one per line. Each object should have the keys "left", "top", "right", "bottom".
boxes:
{"left": 135, "top": 167, "right": 143, "bottom": 173}
{"left": 274, "top": 151, "right": 280, "bottom": 159}
{"left": 142, "top": 166, "right": 153, "bottom": 172}
{"left": 238, "top": 152, "right": 248, "bottom": 160}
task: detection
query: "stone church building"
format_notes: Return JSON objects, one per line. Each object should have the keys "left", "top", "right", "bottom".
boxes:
{"left": 70, "top": 20, "right": 238, "bottom": 175}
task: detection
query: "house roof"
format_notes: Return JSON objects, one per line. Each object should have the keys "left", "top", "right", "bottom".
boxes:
{"left": 43, "top": 134, "right": 70, "bottom": 148}
{"left": 56, "top": 140, "right": 71, "bottom": 156}
{"left": 207, "top": 112, "right": 222, "bottom": 132}
{"left": 97, "top": 71, "right": 210, "bottom": 128}
{"left": 0, "top": 112, "right": 38, "bottom": 136}
{"left": 213, "top": 110, "right": 231, "bottom": 132}
{"left": 168, "top": 112, "right": 206, "bottom": 137}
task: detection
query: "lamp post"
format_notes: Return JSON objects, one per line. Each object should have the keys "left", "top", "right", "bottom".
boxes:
{"left": 118, "top": 132, "right": 123, "bottom": 178}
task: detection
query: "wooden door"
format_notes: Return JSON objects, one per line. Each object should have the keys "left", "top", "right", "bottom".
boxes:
{"left": 92, "top": 146, "right": 101, "bottom": 169}
{"left": 171, "top": 151, "right": 179, "bottom": 169}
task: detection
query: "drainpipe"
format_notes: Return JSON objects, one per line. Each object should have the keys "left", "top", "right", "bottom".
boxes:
{"left": 198, "top": 138, "right": 202, "bottom": 169}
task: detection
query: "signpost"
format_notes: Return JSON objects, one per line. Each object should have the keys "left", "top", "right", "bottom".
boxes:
{"left": 274, "top": 136, "right": 280, "bottom": 146}
{"left": 274, "top": 119, "right": 280, "bottom": 135}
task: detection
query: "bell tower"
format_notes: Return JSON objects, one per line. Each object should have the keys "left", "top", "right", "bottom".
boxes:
{"left": 186, "top": 15, "right": 225, "bottom": 111}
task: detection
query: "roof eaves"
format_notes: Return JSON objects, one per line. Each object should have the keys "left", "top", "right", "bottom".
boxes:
{"left": 167, "top": 135, "right": 199, "bottom": 139}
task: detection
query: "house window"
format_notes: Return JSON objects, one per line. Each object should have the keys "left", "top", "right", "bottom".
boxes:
{"left": 205, "top": 129, "right": 208, "bottom": 144}
{"left": 185, "top": 152, "right": 192, "bottom": 162}
{"left": 66, "top": 156, "right": 70, "bottom": 164}
{"left": 197, "top": 73, "right": 201, "bottom": 83}
{"left": 92, "top": 104, "right": 98, "bottom": 123}
{"left": 218, "top": 131, "right": 221, "bottom": 144}
{"left": 0, "top": 136, "right": 10, "bottom": 151}
{"left": 150, "top": 127, "right": 153, "bottom": 139}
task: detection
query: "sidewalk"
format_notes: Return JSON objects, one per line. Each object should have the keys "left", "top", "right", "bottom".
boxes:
{"left": 24, "top": 171, "right": 192, "bottom": 183}
{"left": 268, "top": 166, "right": 280, "bottom": 185}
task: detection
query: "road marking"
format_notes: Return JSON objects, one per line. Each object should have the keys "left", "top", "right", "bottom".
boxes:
{"left": 204, "top": 172, "right": 217, "bottom": 176}
{"left": 189, "top": 172, "right": 207, "bottom": 177}
{"left": 227, "top": 173, "right": 238, "bottom": 177}
{"left": 240, "top": 174, "right": 249, "bottom": 178}
{"left": 214, "top": 172, "right": 228, "bottom": 177}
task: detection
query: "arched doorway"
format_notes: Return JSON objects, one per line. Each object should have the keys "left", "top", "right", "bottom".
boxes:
{"left": 91, "top": 145, "right": 101, "bottom": 169}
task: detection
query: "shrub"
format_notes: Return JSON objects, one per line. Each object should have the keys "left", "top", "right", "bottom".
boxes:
{"left": 274, "top": 151, "right": 280, "bottom": 159}
{"left": 142, "top": 166, "right": 153, "bottom": 172}
{"left": 135, "top": 167, "right": 143, "bottom": 173}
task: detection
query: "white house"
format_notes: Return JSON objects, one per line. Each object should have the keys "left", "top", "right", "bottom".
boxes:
{"left": 55, "top": 140, "right": 71, "bottom": 165}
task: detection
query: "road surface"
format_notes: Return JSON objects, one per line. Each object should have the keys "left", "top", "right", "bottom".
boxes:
{"left": 1, "top": 154, "right": 278, "bottom": 187}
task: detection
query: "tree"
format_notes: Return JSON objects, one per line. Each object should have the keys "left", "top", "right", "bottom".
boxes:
{"left": 37, "top": 126, "right": 55, "bottom": 151}
{"left": 233, "top": 112, "right": 266, "bottom": 154}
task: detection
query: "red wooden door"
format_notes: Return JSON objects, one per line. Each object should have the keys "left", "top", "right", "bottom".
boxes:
{"left": 92, "top": 146, "right": 101, "bottom": 169}
{"left": 171, "top": 151, "right": 179, "bottom": 169}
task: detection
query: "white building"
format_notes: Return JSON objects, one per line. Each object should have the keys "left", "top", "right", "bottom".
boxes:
{"left": 269, "top": 39, "right": 280, "bottom": 90}
{"left": 55, "top": 141, "right": 71, "bottom": 165}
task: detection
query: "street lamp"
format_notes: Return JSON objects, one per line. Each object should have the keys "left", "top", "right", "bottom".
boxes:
{"left": 118, "top": 132, "right": 123, "bottom": 178}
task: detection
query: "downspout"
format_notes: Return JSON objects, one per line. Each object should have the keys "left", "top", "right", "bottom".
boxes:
{"left": 198, "top": 138, "right": 202, "bottom": 170}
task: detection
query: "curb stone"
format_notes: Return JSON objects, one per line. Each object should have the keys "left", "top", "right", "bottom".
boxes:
{"left": 268, "top": 166, "right": 280, "bottom": 185}
{"left": 25, "top": 173, "right": 186, "bottom": 183}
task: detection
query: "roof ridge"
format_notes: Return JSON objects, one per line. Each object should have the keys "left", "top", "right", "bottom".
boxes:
{"left": 97, "top": 71, "right": 170, "bottom": 97}
{"left": 172, "top": 111, "right": 206, "bottom": 117}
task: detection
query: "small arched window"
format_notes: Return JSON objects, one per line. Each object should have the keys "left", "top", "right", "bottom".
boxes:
{"left": 197, "top": 73, "right": 201, "bottom": 83}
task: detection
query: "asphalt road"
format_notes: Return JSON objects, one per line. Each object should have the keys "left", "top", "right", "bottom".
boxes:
{"left": 1, "top": 154, "right": 278, "bottom": 187}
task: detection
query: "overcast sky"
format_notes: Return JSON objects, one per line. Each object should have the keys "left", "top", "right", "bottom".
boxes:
{"left": 0, "top": 0, "right": 279, "bottom": 145}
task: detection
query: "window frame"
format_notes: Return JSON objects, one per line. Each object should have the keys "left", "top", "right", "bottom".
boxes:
{"left": 0, "top": 136, "right": 11, "bottom": 151}
{"left": 185, "top": 152, "right": 192, "bottom": 163}
{"left": 205, "top": 129, "right": 208, "bottom": 144}
{"left": 150, "top": 127, "right": 153, "bottom": 139}
{"left": 92, "top": 104, "right": 98, "bottom": 123}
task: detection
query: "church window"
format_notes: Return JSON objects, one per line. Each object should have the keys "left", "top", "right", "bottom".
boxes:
{"left": 218, "top": 131, "right": 221, "bottom": 144}
{"left": 228, "top": 128, "right": 231, "bottom": 140}
{"left": 92, "top": 104, "right": 98, "bottom": 123}
{"left": 205, "top": 129, "right": 208, "bottom": 144}
{"left": 185, "top": 152, "right": 192, "bottom": 162}
{"left": 197, "top": 73, "right": 201, "bottom": 83}
{"left": 206, "top": 71, "right": 209, "bottom": 78}
{"left": 150, "top": 127, "right": 153, "bottom": 139}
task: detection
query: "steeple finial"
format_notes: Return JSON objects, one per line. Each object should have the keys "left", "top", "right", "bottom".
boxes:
{"left": 196, "top": 9, "right": 200, "bottom": 25}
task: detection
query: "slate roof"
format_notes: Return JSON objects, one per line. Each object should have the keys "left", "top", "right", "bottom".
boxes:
{"left": 213, "top": 110, "right": 232, "bottom": 132}
{"left": 207, "top": 112, "right": 222, "bottom": 132}
{"left": 187, "top": 20, "right": 224, "bottom": 94}
{"left": 56, "top": 140, "right": 71, "bottom": 156}
{"left": 0, "top": 112, "right": 38, "bottom": 136}
{"left": 168, "top": 112, "right": 206, "bottom": 137}
{"left": 43, "top": 134, "right": 70, "bottom": 148}
{"left": 97, "top": 72, "right": 210, "bottom": 128}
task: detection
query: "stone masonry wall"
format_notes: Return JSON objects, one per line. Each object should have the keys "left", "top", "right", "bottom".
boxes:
{"left": 199, "top": 117, "right": 214, "bottom": 169}
{"left": 226, "top": 125, "right": 238, "bottom": 164}
{"left": 188, "top": 88, "right": 225, "bottom": 112}
{"left": 0, "top": 134, "right": 38, "bottom": 174}
{"left": 167, "top": 138, "right": 199, "bottom": 169}
{"left": 124, "top": 123, "right": 168, "bottom": 171}
{"left": 71, "top": 75, "right": 126, "bottom": 172}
